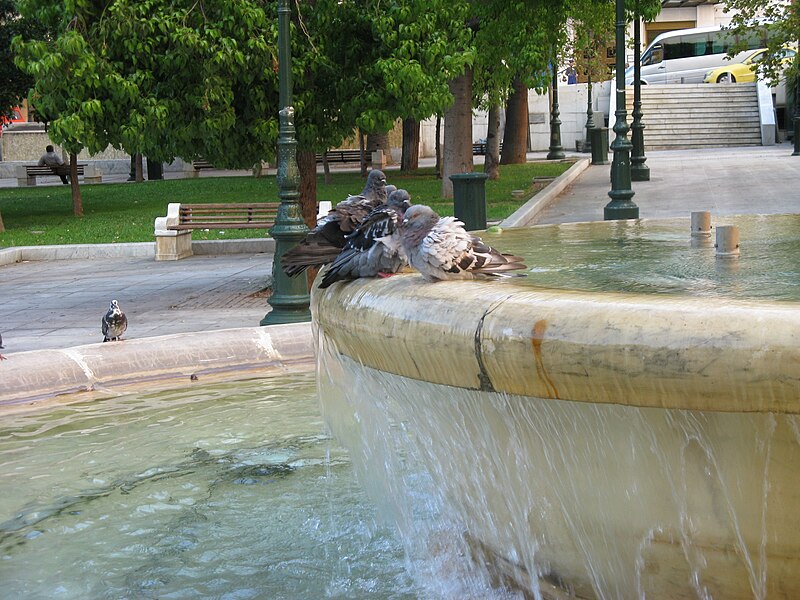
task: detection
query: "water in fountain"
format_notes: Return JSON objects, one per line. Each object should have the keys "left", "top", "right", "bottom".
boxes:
{"left": 0, "top": 372, "right": 426, "bottom": 599}
{"left": 318, "top": 330, "right": 800, "bottom": 599}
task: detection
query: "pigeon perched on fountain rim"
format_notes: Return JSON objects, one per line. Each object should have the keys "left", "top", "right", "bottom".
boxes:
{"left": 281, "top": 169, "right": 389, "bottom": 277}
{"left": 398, "top": 204, "right": 527, "bottom": 281}
{"left": 319, "top": 189, "right": 413, "bottom": 288}
{"left": 102, "top": 299, "right": 128, "bottom": 342}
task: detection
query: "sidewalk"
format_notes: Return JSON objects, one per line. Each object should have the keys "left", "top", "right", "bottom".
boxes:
{"left": 1, "top": 142, "right": 798, "bottom": 355}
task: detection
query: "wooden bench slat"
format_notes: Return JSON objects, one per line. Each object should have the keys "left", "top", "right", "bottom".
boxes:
{"left": 172, "top": 222, "right": 273, "bottom": 230}
{"left": 181, "top": 203, "right": 280, "bottom": 209}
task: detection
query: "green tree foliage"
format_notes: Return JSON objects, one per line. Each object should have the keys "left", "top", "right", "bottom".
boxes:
{"left": 722, "top": 0, "right": 799, "bottom": 86}
{"left": 0, "top": 0, "right": 47, "bottom": 119}
{"left": 14, "top": 0, "right": 281, "bottom": 164}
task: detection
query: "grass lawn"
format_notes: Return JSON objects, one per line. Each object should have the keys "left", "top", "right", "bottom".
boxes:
{"left": 0, "top": 161, "right": 572, "bottom": 247}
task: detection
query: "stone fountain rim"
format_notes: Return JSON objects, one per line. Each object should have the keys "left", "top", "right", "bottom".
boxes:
{"left": 0, "top": 323, "right": 315, "bottom": 416}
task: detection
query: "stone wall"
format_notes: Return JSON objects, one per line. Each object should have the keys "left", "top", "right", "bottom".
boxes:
{"left": 1, "top": 126, "right": 131, "bottom": 162}
{"left": 420, "top": 80, "right": 612, "bottom": 157}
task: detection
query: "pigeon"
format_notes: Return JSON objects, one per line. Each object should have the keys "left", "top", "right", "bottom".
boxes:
{"left": 281, "top": 169, "right": 389, "bottom": 276}
{"left": 319, "top": 189, "right": 413, "bottom": 288}
{"left": 0, "top": 333, "right": 5, "bottom": 360}
{"left": 102, "top": 300, "right": 128, "bottom": 342}
{"left": 399, "top": 204, "right": 527, "bottom": 281}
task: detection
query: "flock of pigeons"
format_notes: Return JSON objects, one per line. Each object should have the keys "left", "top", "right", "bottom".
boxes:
{"left": 0, "top": 170, "right": 524, "bottom": 357}
{"left": 282, "top": 169, "right": 527, "bottom": 287}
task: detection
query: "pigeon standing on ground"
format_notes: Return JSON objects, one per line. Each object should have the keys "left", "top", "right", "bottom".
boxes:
{"left": 399, "top": 204, "right": 527, "bottom": 281}
{"left": 102, "top": 300, "right": 128, "bottom": 342}
{"left": 319, "top": 189, "right": 413, "bottom": 288}
{"left": 0, "top": 333, "right": 5, "bottom": 360}
{"left": 281, "top": 169, "right": 389, "bottom": 276}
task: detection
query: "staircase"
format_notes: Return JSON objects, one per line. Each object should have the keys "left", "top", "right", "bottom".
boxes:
{"left": 625, "top": 83, "right": 762, "bottom": 150}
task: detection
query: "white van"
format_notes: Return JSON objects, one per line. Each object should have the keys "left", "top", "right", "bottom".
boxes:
{"left": 626, "top": 26, "right": 768, "bottom": 85}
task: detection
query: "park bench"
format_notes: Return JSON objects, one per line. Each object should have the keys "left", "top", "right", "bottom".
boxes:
{"left": 472, "top": 142, "right": 504, "bottom": 156}
{"left": 315, "top": 150, "right": 372, "bottom": 165}
{"left": 182, "top": 158, "right": 215, "bottom": 178}
{"left": 16, "top": 163, "right": 102, "bottom": 187}
{"left": 154, "top": 200, "right": 331, "bottom": 260}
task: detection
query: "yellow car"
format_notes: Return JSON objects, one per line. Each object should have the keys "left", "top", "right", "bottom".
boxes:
{"left": 704, "top": 47, "right": 796, "bottom": 84}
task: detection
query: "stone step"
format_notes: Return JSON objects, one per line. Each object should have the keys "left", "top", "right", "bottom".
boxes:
{"left": 620, "top": 82, "right": 762, "bottom": 148}
{"left": 646, "top": 141, "right": 761, "bottom": 150}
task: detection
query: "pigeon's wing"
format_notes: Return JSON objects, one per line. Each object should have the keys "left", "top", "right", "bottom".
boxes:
{"left": 343, "top": 205, "right": 400, "bottom": 252}
{"left": 334, "top": 195, "right": 378, "bottom": 233}
{"left": 319, "top": 207, "right": 406, "bottom": 288}
{"left": 282, "top": 193, "right": 385, "bottom": 277}
{"left": 416, "top": 217, "right": 526, "bottom": 279}
{"left": 101, "top": 312, "right": 111, "bottom": 337}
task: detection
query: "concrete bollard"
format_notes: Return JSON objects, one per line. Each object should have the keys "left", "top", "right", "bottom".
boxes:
{"left": 690, "top": 211, "right": 712, "bottom": 237}
{"left": 715, "top": 225, "right": 740, "bottom": 258}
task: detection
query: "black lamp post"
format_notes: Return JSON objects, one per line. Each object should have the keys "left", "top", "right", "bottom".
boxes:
{"left": 604, "top": 0, "right": 639, "bottom": 220}
{"left": 794, "top": 44, "right": 800, "bottom": 156}
{"left": 630, "top": 13, "right": 650, "bottom": 181}
{"left": 547, "top": 62, "right": 565, "bottom": 160}
{"left": 262, "top": 0, "right": 311, "bottom": 325}
{"left": 585, "top": 72, "right": 594, "bottom": 154}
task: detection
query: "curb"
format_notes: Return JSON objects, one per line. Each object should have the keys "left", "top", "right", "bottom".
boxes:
{"left": 0, "top": 238, "right": 274, "bottom": 265}
{"left": 0, "top": 323, "right": 314, "bottom": 414}
{"left": 500, "top": 158, "right": 591, "bottom": 228}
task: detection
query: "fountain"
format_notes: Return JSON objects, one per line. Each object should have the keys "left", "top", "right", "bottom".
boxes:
{"left": 313, "top": 214, "right": 800, "bottom": 599}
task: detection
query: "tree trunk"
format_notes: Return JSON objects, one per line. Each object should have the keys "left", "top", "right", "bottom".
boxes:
{"left": 442, "top": 68, "right": 474, "bottom": 198}
{"left": 401, "top": 118, "right": 420, "bottom": 171}
{"left": 322, "top": 153, "right": 331, "bottom": 184}
{"left": 297, "top": 148, "right": 319, "bottom": 229}
{"left": 135, "top": 153, "right": 144, "bottom": 183}
{"left": 435, "top": 116, "right": 442, "bottom": 179}
{"left": 0, "top": 211, "right": 5, "bottom": 233}
{"left": 484, "top": 103, "right": 501, "bottom": 180}
{"left": 359, "top": 132, "right": 367, "bottom": 177}
{"left": 69, "top": 153, "right": 83, "bottom": 217}
{"left": 500, "top": 77, "right": 529, "bottom": 164}
{"left": 367, "top": 131, "right": 392, "bottom": 167}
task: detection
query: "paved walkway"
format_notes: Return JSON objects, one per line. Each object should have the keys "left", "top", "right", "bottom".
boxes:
{"left": 1, "top": 142, "right": 798, "bottom": 355}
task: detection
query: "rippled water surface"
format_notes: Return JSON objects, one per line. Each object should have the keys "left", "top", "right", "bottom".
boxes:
{"left": 484, "top": 214, "right": 800, "bottom": 301}
{"left": 0, "top": 372, "right": 420, "bottom": 599}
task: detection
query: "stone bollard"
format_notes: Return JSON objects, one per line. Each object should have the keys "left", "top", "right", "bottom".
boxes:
{"left": 715, "top": 225, "right": 740, "bottom": 258}
{"left": 690, "top": 211, "right": 712, "bottom": 237}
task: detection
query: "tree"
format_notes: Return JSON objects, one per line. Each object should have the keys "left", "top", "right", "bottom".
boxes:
{"left": 442, "top": 68, "right": 475, "bottom": 197}
{"left": 0, "top": 0, "right": 45, "bottom": 119}
{"left": 723, "top": 0, "right": 799, "bottom": 86}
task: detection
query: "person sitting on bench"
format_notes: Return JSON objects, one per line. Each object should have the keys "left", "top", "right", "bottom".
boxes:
{"left": 38, "top": 145, "right": 69, "bottom": 184}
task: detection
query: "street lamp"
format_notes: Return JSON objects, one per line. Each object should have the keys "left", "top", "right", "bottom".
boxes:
{"left": 585, "top": 72, "right": 594, "bottom": 154}
{"left": 262, "top": 0, "right": 311, "bottom": 325}
{"left": 630, "top": 13, "right": 650, "bottom": 181}
{"left": 604, "top": 0, "right": 639, "bottom": 220}
{"left": 547, "top": 62, "right": 565, "bottom": 160}
{"left": 794, "top": 38, "right": 800, "bottom": 156}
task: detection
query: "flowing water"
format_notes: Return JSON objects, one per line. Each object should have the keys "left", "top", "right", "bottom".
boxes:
{"left": 0, "top": 372, "right": 427, "bottom": 599}
{"left": 318, "top": 346, "right": 800, "bottom": 600}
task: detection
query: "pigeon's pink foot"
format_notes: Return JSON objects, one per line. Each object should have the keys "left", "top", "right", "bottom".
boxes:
{"left": 0, "top": 354, "right": 7, "bottom": 361}
{"left": 377, "top": 272, "right": 397, "bottom": 279}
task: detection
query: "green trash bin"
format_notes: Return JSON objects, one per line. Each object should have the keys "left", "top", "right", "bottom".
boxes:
{"left": 146, "top": 157, "right": 164, "bottom": 180}
{"left": 590, "top": 128, "right": 609, "bottom": 165}
{"left": 449, "top": 172, "right": 488, "bottom": 231}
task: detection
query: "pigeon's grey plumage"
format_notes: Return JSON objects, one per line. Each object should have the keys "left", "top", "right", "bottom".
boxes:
{"left": 0, "top": 333, "right": 5, "bottom": 360}
{"left": 319, "top": 189, "right": 413, "bottom": 288}
{"left": 102, "top": 300, "right": 128, "bottom": 342}
{"left": 282, "top": 170, "right": 389, "bottom": 276}
{"left": 399, "top": 204, "right": 527, "bottom": 281}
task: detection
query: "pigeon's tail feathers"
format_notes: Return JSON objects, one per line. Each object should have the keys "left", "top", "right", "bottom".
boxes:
{"left": 282, "top": 242, "right": 343, "bottom": 276}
